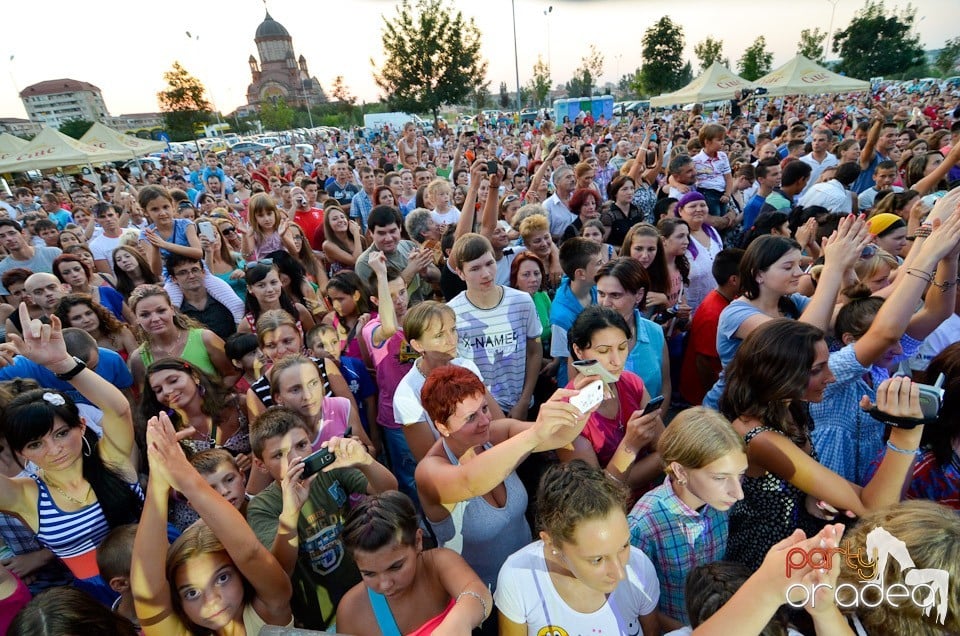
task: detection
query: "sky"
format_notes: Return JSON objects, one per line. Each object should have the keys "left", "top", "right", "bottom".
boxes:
{"left": 2, "top": 0, "right": 958, "bottom": 120}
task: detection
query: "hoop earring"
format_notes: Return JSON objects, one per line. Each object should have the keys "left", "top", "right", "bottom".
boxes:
{"left": 198, "top": 383, "right": 206, "bottom": 397}
{"left": 82, "top": 434, "right": 92, "bottom": 457}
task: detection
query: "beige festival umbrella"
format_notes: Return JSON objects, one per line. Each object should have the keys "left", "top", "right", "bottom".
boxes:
{"left": 0, "top": 126, "right": 130, "bottom": 173}
{"left": 80, "top": 122, "right": 167, "bottom": 158}
{"left": 650, "top": 62, "right": 754, "bottom": 108}
{"left": 752, "top": 55, "right": 870, "bottom": 97}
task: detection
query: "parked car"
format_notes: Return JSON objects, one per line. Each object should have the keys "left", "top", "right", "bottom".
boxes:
{"left": 229, "top": 141, "right": 270, "bottom": 154}
{"left": 120, "top": 156, "right": 163, "bottom": 179}
{"left": 272, "top": 144, "right": 315, "bottom": 161}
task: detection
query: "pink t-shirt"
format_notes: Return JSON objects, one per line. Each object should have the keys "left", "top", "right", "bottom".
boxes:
{"left": 310, "top": 395, "right": 352, "bottom": 450}
{"left": 567, "top": 371, "right": 646, "bottom": 466}
{"left": 362, "top": 318, "right": 417, "bottom": 430}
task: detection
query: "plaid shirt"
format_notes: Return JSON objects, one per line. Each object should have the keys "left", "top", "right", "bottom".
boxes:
{"left": 628, "top": 477, "right": 728, "bottom": 623}
{"left": 594, "top": 163, "right": 617, "bottom": 200}
{"left": 351, "top": 189, "right": 373, "bottom": 233}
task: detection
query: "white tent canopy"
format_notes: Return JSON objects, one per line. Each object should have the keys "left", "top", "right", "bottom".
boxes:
{"left": 80, "top": 122, "right": 167, "bottom": 157}
{"left": 0, "top": 133, "right": 28, "bottom": 154}
{"left": 650, "top": 62, "right": 754, "bottom": 108}
{"left": 0, "top": 126, "right": 129, "bottom": 173}
{"left": 753, "top": 55, "right": 870, "bottom": 97}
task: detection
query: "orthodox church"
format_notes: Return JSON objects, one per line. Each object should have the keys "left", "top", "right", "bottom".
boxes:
{"left": 246, "top": 10, "right": 326, "bottom": 109}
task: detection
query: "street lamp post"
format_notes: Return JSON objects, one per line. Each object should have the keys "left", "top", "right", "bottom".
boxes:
{"left": 511, "top": 0, "right": 522, "bottom": 116}
{"left": 825, "top": 0, "right": 840, "bottom": 62}
{"left": 185, "top": 32, "right": 224, "bottom": 130}
{"left": 543, "top": 6, "right": 553, "bottom": 71}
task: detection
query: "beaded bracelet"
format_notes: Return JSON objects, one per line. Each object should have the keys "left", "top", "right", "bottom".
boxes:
{"left": 886, "top": 440, "right": 918, "bottom": 455}
{"left": 457, "top": 590, "right": 489, "bottom": 627}
{"left": 913, "top": 224, "right": 933, "bottom": 239}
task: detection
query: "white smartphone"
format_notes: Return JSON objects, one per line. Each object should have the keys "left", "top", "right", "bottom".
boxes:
{"left": 572, "top": 359, "right": 618, "bottom": 384}
{"left": 569, "top": 379, "right": 604, "bottom": 414}
{"left": 197, "top": 221, "right": 216, "bottom": 242}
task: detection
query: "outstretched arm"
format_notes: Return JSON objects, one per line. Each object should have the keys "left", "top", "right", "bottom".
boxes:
{"left": 148, "top": 413, "right": 293, "bottom": 626}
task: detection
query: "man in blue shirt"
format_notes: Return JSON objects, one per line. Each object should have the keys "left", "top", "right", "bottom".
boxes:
{"left": 39, "top": 193, "right": 73, "bottom": 230}
{"left": 0, "top": 328, "right": 133, "bottom": 406}
{"left": 852, "top": 117, "right": 897, "bottom": 194}
{"left": 743, "top": 158, "right": 781, "bottom": 230}
{"left": 550, "top": 238, "right": 602, "bottom": 387}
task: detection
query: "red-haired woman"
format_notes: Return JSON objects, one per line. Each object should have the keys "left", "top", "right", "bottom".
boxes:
{"left": 413, "top": 365, "right": 590, "bottom": 601}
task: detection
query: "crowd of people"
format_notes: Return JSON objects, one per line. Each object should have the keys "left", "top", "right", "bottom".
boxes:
{"left": 0, "top": 83, "right": 959, "bottom": 636}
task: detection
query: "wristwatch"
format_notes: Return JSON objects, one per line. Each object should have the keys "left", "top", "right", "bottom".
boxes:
{"left": 54, "top": 356, "right": 87, "bottom": 381}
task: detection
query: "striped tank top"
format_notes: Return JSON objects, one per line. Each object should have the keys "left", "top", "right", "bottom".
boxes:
{"left": 32, "top": 475, "right": 143, "bottom": 580}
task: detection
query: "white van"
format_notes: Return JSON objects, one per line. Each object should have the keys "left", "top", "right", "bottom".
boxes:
{"left": 363, "top": 112, "right": 433, "bottom": 134}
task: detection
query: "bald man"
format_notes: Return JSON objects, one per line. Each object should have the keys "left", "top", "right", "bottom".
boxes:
{"left": 24, "top": 273, "right": 66, "bottom": 318}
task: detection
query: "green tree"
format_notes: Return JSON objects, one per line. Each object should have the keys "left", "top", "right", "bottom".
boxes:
{"left": 373, "top": 0, "right": 487, "bottom": 123}
{"left": 331, "top": 76, "right": 356, "bottom": 108}
{"left": 157, "top": 61, "right": 211, "bottom": 142}
{"left": 639, "top": 17, "right": 687, "bottom": 95}
{"left": 935, "top": 37, "right": 960, "bottom": 76}
{"left": 832, "top": 1, "right": 924, "bottom": 79}
{"left": 471, "top": 83, "right": 490, "bottom": 111}
{"left": 797, "top": 27, "right": 828, "bottom": 64}
{"left": 738, "top": 36, "right": 774, "bottom": 81}
{"left": 565, "top": 68, "right": 593, "bottom": 98}
{"left": 499, "top": 82, "right": 510, "bottom": 109}
{"left": 260, "top": 97, "right": 295, "bottom": 132}
{"left": 694, "top": 36, "right": 728, "bottom": 71}
{"left": 58, "top": 119, "right": 94, "bottom": 139}
{"left": 528, "top": 55, "right": 551, "bottom": 107}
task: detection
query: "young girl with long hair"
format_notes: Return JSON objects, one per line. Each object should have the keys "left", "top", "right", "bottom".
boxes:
{"left": 322, "top": 205, "right": 367, "bottom": 276}
{"left": 55, "top": 293, "right": 138, "bottom": 361}
{"left": 113, "top": 245, "right": 160, "bottom": 298}
{"left": 336, "top": 490, "right": 492, "bottom": 635}
{"left": 53, "top": 253, "right": 129, "bottom": 322}
{"left": 242, "top": 193, "right": 295, "bottom": 261}
{"left": 621, "top": 223, "right": 671, "bottom": 317}
{"left": 132, "top": 411, "right": 292, "bottom": 635}
{"left": 324, "top": 270, "right": 374, "bottom": 362}
{"left": 286, "top": 222, "right": 329, "bottom": 291}
{"left": 203, "top": 218, "right": 246, "bottom": 301}
{"left": 238, "top": 262, "right": 315, "bottom": 335}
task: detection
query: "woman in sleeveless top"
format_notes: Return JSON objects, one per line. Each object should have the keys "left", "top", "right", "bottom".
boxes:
{"left": 414, "top": 366, "right": 590, "bottom": 604}
{"left": 495, "top": 461, "right": 660, "bottom": 636}
{"left": 719, "top": 319, "right": 935, "bottom": 570}
{"left": 127, "top": 284, "right": 237, "bottom": 390}
{"left": 0, "top": 303, "right": 142, "bottom": 605}
{"left": 337, "top": 491, "right": 491, "bottom": 636}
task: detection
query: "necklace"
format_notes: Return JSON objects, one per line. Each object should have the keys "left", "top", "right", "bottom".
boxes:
{"left": 152, "top": 329, "right": 186, "bottom": 358}
{"left": 42, "top": 473, "right": 93, "bottom": 506}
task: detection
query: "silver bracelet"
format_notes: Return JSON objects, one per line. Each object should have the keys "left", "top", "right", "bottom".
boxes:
{"left": 456, "top": 590, "right": 488, "bottom": 627}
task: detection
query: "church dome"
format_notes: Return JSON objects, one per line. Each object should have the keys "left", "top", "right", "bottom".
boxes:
{"left": 255, "top": 11, "right": 290, "bottom": 39}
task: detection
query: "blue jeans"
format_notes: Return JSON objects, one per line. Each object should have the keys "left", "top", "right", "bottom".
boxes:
{"left": 380, "top": 426, "right": 421, "bottom": 509}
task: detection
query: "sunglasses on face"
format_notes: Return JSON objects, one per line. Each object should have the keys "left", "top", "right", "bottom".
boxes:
{"left": 220, "top": 226, "right": 237, "bottom": 236}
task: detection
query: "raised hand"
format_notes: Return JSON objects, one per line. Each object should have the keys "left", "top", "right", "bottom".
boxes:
{"left": 8, "top": 303, "right": 70, "bottom": 369}
{"left": 145, "top": 412, "right": 196, "bottom": 491}
{"left": 368, "top": 250, "right": 388, "bottom": 277}
{"left": 860, "top": 376, "right": 922, "bottom": 421}
{"left": 821, "top": 214, "right": 872, "bottom": 271}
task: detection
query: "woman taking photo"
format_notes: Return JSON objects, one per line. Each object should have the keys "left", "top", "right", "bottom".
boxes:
{"left": 323, "top": 205, "right": 367, "bottom": 276}
{"left": 127, "top": 284, "right": 237, "bottom": 390}
{"left": 238, "top": 261, "right": 315, "bottom": 335}
{"left": 0, "top": 304, "right": 142, "bottom": 604}
{"left": 414, "top": 365, "right": 589, "bottom": 599}
{"left": 562, "top": 306, "right": 663, "bottom": 490}
{"left": 112, "top": 245, "right": 160, "bottom": 299}
{"left": 495, "top": 460, "right": 660, "bottom": 636}
{"left": 594, "top": 258, "right": 670, "bottom": 409}
{"left": 719, "top": 319, "right": 936, "bottom": 569}
{"left": 337, "top": 490, "right": 491, "bottom": 635}
{"left": 52, "top": 254, "right": 130, "bottom": 323}
{"left": 55, "top": 294, "right": 138, "bottom": 361}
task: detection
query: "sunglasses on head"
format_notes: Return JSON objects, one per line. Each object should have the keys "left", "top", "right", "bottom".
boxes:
{"left": 245, "top": 258, "right": 274, "bottom": 270}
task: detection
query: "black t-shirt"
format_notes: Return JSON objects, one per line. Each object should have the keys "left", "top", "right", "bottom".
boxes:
{"left": 180, "top": 296, "right": 236, "bottom": 341}
{"left": 440, "top": 262, "right": 467, "bottom": 302}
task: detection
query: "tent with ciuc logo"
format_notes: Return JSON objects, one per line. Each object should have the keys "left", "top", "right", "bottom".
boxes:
{"left": 80, "top": 122, "right": 167, "bottom": 158}
{"left": 649, "top": 62, "right": 754, "bottom": 107}
{"left": 752, "top": 55, "right": 870, "bottom": 97}
{"left": 0, "top": 126, "right": 130, "bottom": 173}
